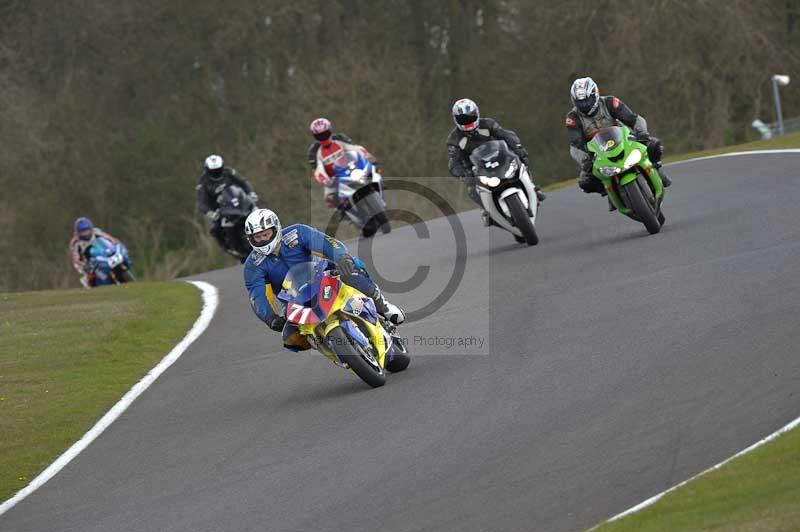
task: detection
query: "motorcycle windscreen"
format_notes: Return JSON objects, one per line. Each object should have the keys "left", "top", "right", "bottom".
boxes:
{"left": 218, "top": 185, "right": 252, "bottom": 217}
{"left": 591, "top": 127, "right": 625, "bottom": 154}
{"left": 282, "top": 261, "right": 320, "bottom": 301}
{"left": 469, "top": 140, "right": 518, "bottom": 179}
{"left": 331, "top": 150, "right": 368, "bottom": 178}
{"left": 89, "top": 237, "right": 115, "bottom": 257}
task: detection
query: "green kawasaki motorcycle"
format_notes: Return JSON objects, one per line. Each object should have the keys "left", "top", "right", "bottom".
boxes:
{"left": 587, "top": 125, "right": 666, "bottom": 234}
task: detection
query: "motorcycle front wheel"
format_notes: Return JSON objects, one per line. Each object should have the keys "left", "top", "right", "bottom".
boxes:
{"left": 326, "top": 326, "right": 386, "bottom": 388}
{"left": 506, "top": 194, "right": 538, "bottom": 246}
{"left": 112, "top": 267, "right": 135, "bottom": 284}
{"left": 621, "top": 175, "right": 660, "bottom": 234}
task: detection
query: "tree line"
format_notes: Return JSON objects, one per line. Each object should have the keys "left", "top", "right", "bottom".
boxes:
{"left": 1, "top": 0, "right": 799, "bottom": 291}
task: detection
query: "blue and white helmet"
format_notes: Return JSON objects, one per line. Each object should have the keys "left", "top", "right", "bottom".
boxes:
{"left": 245, "top": 208, "right": 282, "bottom": 255}
{"left": 452, "top": 98, "right": 480, "bottom": 132}
{"left": 570, "top": 77, "right": 600, "bottom": 116}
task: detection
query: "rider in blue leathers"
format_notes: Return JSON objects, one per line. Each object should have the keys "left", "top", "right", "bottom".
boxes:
{"left": 243, "top": 208, "right": 405, "bottom": 351}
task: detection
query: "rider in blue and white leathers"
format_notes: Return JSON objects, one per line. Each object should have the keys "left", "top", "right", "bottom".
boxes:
{"left": 243, "top": 208, "right": 405, "bottom": 351}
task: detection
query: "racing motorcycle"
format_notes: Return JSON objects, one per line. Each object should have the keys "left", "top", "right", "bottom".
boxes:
{"left": 217, "top": 184, "right": 257, "bottom": 262}
{"left": 277, "top": 260, "right": 410, "bottom": 388}
{"left": 469, "top": 140, "right": 540, "bottom": 245}
{"left": 86, "top": 236, "right": 134, "bottom": 286}
{"left": 587, "top": 125, "right": 666, "bottom": 235}
{"left": 330, "top": 149, "right": 391, "bottom": 238}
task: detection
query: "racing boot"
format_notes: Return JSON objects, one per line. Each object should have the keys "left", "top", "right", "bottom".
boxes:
{"left": 481, "top": 209, "right": 497, "bottom": 227}
{"left": 534, "top": 185, "right": 546, "bottom": 202}
{"left": 369, "top": 287, "right": 406, "bottom": 325}
{"left": 655, "top": 163, "right": 672, "bottom": 187}
{"left": 608, "top": 197, "right": 617, "bottom": 212}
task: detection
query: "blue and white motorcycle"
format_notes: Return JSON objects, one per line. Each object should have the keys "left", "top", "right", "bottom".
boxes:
{"left": 331, "top": 149, "right": 391, "bottom": 238}
{"left": 86, "top": 236, "right": 135, "bottom": 286}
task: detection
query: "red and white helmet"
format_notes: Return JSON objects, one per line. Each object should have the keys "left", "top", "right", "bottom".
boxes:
{"left": 452, "top": 98, "right": 480, "bottom": 132}
{"left": 310, "top": 117, "right": 333, "bottom": 141}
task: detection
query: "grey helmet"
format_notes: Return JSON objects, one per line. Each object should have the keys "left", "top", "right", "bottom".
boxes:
{"left": 570, "top": 77, "right": 600, "bottom": 116}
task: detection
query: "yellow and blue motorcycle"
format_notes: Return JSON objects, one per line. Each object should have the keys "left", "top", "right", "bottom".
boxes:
{"left": 277, "top": 260, "right": 410, "bottom": 388}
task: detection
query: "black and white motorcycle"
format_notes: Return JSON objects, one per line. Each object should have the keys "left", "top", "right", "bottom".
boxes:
{"left": 216, "top": 184, "right": 258, "bottom": 262}
{"left": 469, "top": 140, "right": 540, "bottom": 245}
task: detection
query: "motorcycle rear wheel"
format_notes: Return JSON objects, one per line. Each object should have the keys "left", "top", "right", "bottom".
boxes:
{"left": 385, "top": 336, "right": 410, "bottom": 373}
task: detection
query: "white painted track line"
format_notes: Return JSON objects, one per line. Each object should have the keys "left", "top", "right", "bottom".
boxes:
{"left": 0, "top": 280, "right": 219, "bottom": 517}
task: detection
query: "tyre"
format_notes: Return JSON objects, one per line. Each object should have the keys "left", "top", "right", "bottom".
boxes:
{"left": 385, "top": 337, "right": 410, "bottom": 373}
{"left": 621, "top": 176, "right": 660, "bottom": 234}
{"left": 361, "top": 218, "right": 378, "bottom": 238}
{"left": 505, "top": 193, "right": 539, "bottom": 245}
{"left": 118, "top": 269, "right": 135, "bottom": 283}
{"left": 376, "top": 211, "right": 392, "bottom": 234}
{"left": 326, "top": 326, "right": 386, "bottom": 388}
{"left": 359, "top": 192, "right": 387, "bottom": 237}
{"left": 658, "top": 211, "right": 666, "bottom": 226}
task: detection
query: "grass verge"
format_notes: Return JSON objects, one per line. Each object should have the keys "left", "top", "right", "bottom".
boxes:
{"left": 0, "top": 281, "right": 201, "bottom": 502}
{"left": 666, "top": 131, "right": 800, "bottom": 163}
{"left": 594, "top": 426, "right": 800, "bottom": 531}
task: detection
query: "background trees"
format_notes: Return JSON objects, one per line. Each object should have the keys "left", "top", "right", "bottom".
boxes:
{"left": 2, "top": 0, "right": 799, "bottom": 291}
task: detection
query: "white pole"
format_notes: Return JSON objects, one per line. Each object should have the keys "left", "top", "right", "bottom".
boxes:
{"left": 772, "top": 77, "right": 785, "bottom": 136}
{"left": 771, "top": 75, "right": 790, "bottom": 136}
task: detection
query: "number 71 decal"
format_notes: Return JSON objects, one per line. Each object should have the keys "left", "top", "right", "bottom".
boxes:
{"left": 288, "top": 303, "right": 314, "bottom": 324}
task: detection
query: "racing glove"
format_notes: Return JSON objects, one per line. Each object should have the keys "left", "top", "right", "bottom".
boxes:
{"left": 325, "top": 193, "right": 336, "bottom": 209}
{"left": 205, "top": 209, "right": 220, "bottom": 223}
{"left": 514, "top": 145, "right": 531, "bottom": 167}
{"left": 336, "top": 254, "right": 358, "bottom": 278}
{"left": 266, "top": 314, "right": 286, "bottom": 332}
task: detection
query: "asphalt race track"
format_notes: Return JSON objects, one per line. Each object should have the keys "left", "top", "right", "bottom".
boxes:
{"left": 3, "top": 152, "right": 800, "bottom": 532}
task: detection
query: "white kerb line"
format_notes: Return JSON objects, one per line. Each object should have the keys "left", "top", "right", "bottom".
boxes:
{"left": 0, "top": 280, "right": 219, "bottom": 517}
{"left": 596, "top": 148, "right": 800, "bottom": 526}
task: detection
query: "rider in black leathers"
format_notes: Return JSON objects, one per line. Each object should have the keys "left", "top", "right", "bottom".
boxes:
{"left": 196, "top": 154, "right": 259, "bottom": 253}
{"left": 446, "top": 98, "right": 545, "bottom": 226}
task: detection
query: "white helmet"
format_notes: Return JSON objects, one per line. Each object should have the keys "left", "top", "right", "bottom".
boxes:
{"left": 570, "top": 77, "right": 600, "bottom": 116}
{"left": 245, "top": 208, "right": 282, "bottom": 255}
{"left": 204, "top": 154, "right": 224, "bottom": 180}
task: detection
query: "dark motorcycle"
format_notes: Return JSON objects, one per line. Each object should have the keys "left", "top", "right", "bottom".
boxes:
{"left": 216, "top": 185, "right": 257, "bottom": 262}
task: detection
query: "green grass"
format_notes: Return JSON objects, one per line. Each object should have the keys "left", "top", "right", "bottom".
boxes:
{"left": 594, "top": 427, "right": 800, "bottom": 531}
{"left": 0, "top": 282, "right": 201, "bottom": 501}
